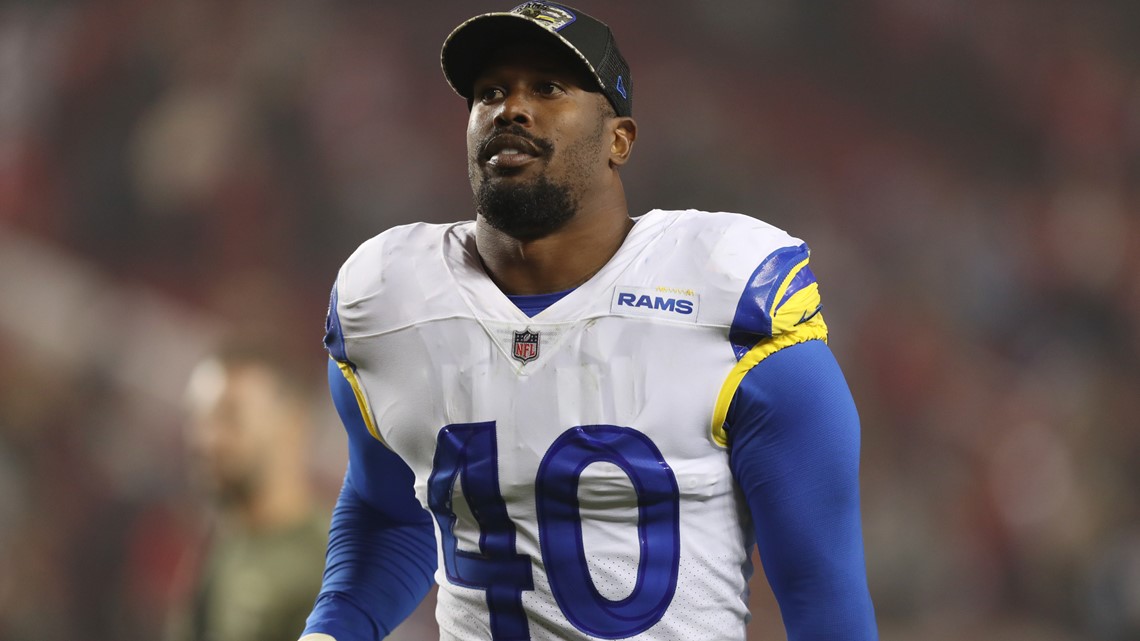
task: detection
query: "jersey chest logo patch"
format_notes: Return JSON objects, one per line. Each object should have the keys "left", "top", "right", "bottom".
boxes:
{"left": 485, "top": 322, "right": 569, "bottom": 374}
{"left": 512, "top": 328, "right": 540, "bottom": 363}
{"left": 611, "top": 286, "right": 700, "bottom": 322}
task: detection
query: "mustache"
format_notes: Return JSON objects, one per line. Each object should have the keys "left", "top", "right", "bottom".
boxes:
{"left": 476, "top": 125, "right": 555, "bottom": 159}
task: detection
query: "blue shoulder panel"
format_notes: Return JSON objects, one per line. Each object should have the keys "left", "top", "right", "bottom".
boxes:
{"left": 323, "top": 281, "right": 355, "bottom": 367}
{"left": 776, "top": 263, "right": 817, "bottom": 310}
{"left": 729, "top": 244, "right": 811, "bottom": 359}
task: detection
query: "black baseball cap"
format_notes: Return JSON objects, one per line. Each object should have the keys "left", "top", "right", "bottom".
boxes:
{"left": 441, "top": 2, "right": 632, "bottom": 117}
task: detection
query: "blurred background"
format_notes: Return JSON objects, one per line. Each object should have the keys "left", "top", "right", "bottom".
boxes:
{"left": 1, "top": 0, "right": 1138, "bottom": 639}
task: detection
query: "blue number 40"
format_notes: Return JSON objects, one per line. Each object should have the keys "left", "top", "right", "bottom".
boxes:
{"left": 427, "top": 422, "right": 681, "bottom": 640}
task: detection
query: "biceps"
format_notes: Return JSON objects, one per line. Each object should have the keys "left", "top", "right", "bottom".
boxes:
{"left": 726, "top": 340, "right": 865, "bottom": 591}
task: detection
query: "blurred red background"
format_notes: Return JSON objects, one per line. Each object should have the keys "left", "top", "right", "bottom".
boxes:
{"left": 1, "top": 1, "right": 1138, "bottom": 639}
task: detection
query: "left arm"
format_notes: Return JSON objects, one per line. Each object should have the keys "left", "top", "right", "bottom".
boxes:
{"left": 726, "top": 339, "right": 878, "bottom": 641}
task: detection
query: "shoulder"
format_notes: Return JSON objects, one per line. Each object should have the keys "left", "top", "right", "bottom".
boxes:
{"left": 336, "top": 222, "right": 461, "bottom": 304}
{"left": 325, "top": 221, "right": 471, "bottom": 357}
{"left": 646, "top": 206, "right": 796, "bottom": 239}
{"left": 640, "top": 210, "right": 821, "bottom": 338}
{"left": 640, "top": 209, "right": 806, "bottom": 285}
{"left": 676, "top": 211, "right": 831, "bottom": 446}
{"left": 650, "top": 208, "right": 798, "bottom": 247}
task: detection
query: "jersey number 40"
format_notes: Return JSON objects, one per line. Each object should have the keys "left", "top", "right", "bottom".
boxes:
{"left": 427, "top": 422, "right": 681, "bottom": 640}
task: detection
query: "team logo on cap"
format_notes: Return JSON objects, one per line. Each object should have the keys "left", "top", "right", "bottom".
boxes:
{"left": 512, "top": 328, "right": 541, "bottom": 363}
{"left": 512, "top": 2, "right": 577, "bottom": 32}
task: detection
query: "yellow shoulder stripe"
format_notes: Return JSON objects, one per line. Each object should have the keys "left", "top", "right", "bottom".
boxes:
{"left": 710, "top": 318, "right": 829, "bottom": 448}
{"left": 334, "top": 358, "right": 386, "bottom": 446}
{"left": 772, "top": 282, "right": 822, "bottom": 335}
{"left": 770, "top": 256, "right": 810, "bottom": 316}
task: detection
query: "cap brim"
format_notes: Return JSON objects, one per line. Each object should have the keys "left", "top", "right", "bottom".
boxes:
{"left": 441, "top": 13, "right": 603, "bottom": 102}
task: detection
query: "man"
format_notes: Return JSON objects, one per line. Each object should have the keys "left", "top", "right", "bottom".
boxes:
{"left": 301, "top": 2, "right": 878, "bottom": 640}
{"left": 175, "top": 341, "right": 328, "bottom": 641}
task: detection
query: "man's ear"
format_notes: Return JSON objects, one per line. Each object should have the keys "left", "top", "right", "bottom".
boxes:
{"left": 609, "top": 117, "right": 637, "bottom": 167}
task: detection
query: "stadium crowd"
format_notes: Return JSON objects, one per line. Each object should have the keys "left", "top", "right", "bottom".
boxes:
{"left": 0, "top": 1, "right": 1137, "bottom": 639}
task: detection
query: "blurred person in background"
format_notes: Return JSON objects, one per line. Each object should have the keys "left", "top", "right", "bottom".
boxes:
{"left": 171, "top": 338, "right": 328, "bottom": 641}
{"left": 2, "top": 1, "right": 1136, "bottom": 640}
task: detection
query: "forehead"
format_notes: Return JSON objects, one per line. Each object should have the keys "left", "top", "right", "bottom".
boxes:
{"left": 472, "top": 39, "right": 597, "bottom": 87}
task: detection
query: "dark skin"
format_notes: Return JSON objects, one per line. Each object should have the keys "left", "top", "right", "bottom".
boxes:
{"left": 467, "top": 41, "right": 638, "bottom": 295}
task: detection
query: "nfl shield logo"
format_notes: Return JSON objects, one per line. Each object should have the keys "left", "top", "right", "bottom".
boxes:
{"left": 512, "top": 329, "right": 540, "bottom": 363}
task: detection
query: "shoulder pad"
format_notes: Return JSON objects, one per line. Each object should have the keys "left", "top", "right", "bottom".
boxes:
{"left": 728, "top": 243, "right": 825, "bottom": 359}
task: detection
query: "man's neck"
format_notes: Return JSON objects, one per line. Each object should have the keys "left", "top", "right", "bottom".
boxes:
{"left": 476, "top": 193, "right": 634, "bottom": 296}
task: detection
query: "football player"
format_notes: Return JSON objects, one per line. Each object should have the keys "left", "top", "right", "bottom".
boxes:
{"left": 301, "top": 3, "right": 878, "bottom": 640}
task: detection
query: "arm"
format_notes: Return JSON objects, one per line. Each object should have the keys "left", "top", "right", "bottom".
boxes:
{"left": 300, "top": 359, "right": 437, "bottom": 641}
{"left": 726, "top": 339, "right": 878, "bottom": 641}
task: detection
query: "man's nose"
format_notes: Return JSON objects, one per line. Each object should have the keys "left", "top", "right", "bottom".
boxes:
{"left": 493, "top": 91, "right": 534, "bottom": 128}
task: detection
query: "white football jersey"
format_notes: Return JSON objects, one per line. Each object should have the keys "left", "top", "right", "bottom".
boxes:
{"left": 328, "top": 209, "right": 827, "bottom": 641}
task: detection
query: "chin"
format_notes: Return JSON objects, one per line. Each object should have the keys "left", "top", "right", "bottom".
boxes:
{"left": 474, "top": 173, "right": 577, "bottom": 240}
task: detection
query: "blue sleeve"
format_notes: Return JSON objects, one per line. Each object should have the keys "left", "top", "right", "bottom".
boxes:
{"left": 726, "top": 340, "right": 878, "bottom": 641}
{"left": 302, "top": 359, "right": 437, "bottom": 641}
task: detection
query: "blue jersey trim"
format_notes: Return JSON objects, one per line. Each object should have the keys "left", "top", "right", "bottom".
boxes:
{"left": 728, "top": 244, "right": 811, "bottom": 359}
{"left": 507, "top": 287, "right": 576, "bottom": 318}
{"left": 776, "top": 264, "right": 817, "bottom": 310}
{"left": 323, "top": 280, "right": 354, "bottom": 367}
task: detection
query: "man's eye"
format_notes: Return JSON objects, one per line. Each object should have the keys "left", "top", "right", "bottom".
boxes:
{"left": 537, "top": 82, "right": 562, "bottom": 96}
{"left": 478, "top": 87, "right": 504, "bottom": 103}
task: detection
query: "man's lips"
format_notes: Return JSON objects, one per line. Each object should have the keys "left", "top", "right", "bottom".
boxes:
{"left": 479, "top": 133, "right": 545, "bottom": 169}
{"left": 488, "top": 149, "right": 539, "bottom": 169}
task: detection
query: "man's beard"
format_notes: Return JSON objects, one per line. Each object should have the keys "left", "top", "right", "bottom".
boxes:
{"left": 474, "top": 174, "right": 578, "bottom": 241}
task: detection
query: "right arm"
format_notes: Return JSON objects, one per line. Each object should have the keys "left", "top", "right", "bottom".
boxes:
{"left": 299, "top": 359, "right": 437, "bottom": 641}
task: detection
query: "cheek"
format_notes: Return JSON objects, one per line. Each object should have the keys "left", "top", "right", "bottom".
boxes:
{"left": 563, "top": 111, "right": 605, "bottom": 151}
{"left": 557, "top": 125, "right": 606, "bottom": 169}
{"left": 211, "top": 426, "right": 248, "bottom": 462}
{"left": 226, "top": 407, "right": 271, "bottom": 457}
{"left": 467, "top": 110, "right": 489, "bottom": 158}
{"left": 466, "top": 127, "right": 478, "bottom": 159}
